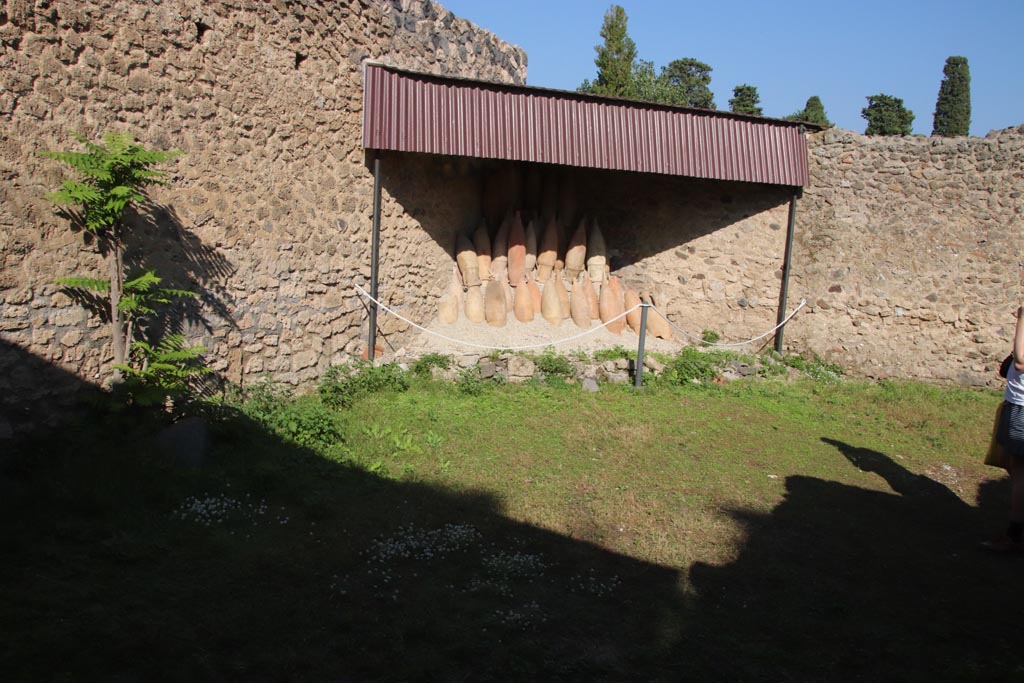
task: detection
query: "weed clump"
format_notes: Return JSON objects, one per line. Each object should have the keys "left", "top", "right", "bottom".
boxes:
{"left": 319, "top": 361, "right": 410, "bottom": 409}
{"left": 593, "top": 346, "right": 633, "bottom": 362}
{"left": 701, "top": 329, "right": 721, "bottom": 345}
{"left": 267, "top": 398, "right": 345, "bottom": 450}
{"left": 529, "top": 348, "right": 574, "bottom": 379}
{"left": 411, "top": 353, "right": 452, "bottom": 379}
{"left": 661, "top": 347, "right": 722, "bottom": 384}
{"left": 231, "top": 378, "right": 345, "bottom": 454}
{"left": 785, "top": 354, "right": 843, "bottom": 383}
{"left": 456, "top": 369, "right": 486, "bottom": 396}
{"left": 238, "top": 377, "right": 294, "bottom": 424}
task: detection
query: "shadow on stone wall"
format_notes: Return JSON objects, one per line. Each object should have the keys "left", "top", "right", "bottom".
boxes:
{"left": 0, "top": 193, "right": 240, "bottom": 427}
{"left": 49, "top": 198, "right": 237, "bottom": 345}
{"left": 127, "top": 199, "right": 237, "bottom": 341}
{"left": 0, "top": 337, "right": 105, "bottom": 441}
{"left": 578, "top": 167, "right": 791, "bottom": 279}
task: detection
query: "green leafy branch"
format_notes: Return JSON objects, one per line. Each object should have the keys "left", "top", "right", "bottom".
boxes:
{"left": 57, "top": 269, "right": 198, "bottom": 342}
{"left": 42, "top": 133, "right": 181, "bottom": 234}
{"left": 115, "top": 334, "right": 211, "bottom": 407}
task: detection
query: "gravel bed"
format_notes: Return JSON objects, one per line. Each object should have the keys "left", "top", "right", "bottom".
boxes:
{"left": 402, "top": 313, "right": 687, "bottom": 360}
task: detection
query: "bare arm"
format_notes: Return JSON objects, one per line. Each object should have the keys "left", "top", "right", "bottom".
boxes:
{"left": 1014, "top": 306, "right": 1024, "bottom": 370}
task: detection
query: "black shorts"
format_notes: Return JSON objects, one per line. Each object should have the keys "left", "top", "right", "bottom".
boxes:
{"left": 996, "top": 401, "right": 1024, "bottom": 459}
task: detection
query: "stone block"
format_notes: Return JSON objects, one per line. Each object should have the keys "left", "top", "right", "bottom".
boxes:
{"left": 507, "top": 355, "right": 535, "bottom": 382}
{"left": 292, "top": 350, "right": 318, "bottom": 370}
{"left": 477, "top": 359, "right": 496, "bottom": 379}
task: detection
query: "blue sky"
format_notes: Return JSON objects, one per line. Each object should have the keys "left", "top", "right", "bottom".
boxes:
{"left": 439, "top": 0, "right": 1024, "bottom": 137}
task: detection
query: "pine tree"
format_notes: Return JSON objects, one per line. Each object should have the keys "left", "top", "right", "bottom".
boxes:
{"left": 581, "top": 5, "right": 637, "bottom": 98}
{"left": 861, "top": 94, "right": 915, "bottom": 135}
{"left": 932, "top": 56, "right": 971, "bottom": 137}
{"left": 658, "top": 58, "right": 716, "bottom": 109}
{"left": 729, "top": 84, "right": 762, "bottom": 116}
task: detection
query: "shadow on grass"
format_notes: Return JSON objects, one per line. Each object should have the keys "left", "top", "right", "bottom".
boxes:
{"left": 683, "top": 438, "right": 1020, "bottom": 682}
{"left": 0, "top": 340, "right": 684, "bottom": 682}
{"left": 2, "top": 341, "right": 1020, "bottom": 682}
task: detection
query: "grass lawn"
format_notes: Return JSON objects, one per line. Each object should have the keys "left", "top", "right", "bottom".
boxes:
{"left": 1, "top": 370, "right": 1020, "bottom": 682}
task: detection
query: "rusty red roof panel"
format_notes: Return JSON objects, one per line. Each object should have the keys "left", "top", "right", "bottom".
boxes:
{"left": 363, "top": 64, "right": 811, "bottom": 187}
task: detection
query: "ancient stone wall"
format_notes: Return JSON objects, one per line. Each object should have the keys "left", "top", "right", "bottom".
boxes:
{"left": 790, "top": 127, "right": 1024, "bottom": 385}
{"left": 392, "top": 127, "right": 1022, "bottom": 389}
{"left": 0, "top": 0, "right": 525, "bottom": 432}
{"left": 3, "top": 0, "right": 1023, "bottom": 440}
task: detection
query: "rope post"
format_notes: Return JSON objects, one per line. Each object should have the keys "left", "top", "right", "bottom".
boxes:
{"left": 634, "top": 303, "right": 650, "bottom": 388}
{"left": 368, "top": 153, "right": 382, "bottom": 361}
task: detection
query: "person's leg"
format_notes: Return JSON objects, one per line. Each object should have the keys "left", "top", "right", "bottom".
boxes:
{"left": 983, "top": 456, "right": 1024, "bottom": 552}
{"left": 1008, "top": 456, "right": 1024, "bottom": 542}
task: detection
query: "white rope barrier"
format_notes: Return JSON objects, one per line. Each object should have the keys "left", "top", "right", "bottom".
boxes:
{"left": 354, "top": 284, "right": 643, "bottom": 352}
{"left": 658, "top": 298, "right": 807, "bottom": 348}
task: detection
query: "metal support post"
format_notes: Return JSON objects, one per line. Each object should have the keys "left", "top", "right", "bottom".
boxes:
{"left": 774, "top": 189, "right": 801, "bottom": 354}
{"left": 368, "top": 153, "right": 382, "bottom": 361}
{"left": 634, "top": 303, "right": 650, "bottom": 388}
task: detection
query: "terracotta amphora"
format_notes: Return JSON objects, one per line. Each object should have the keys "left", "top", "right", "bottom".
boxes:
{"left": 570, "top": 274, "right": 592, "bottom": 329}
{"left": 485, "top": 279, "right": 507, "bottom": 327}
{"left": 438, "top": 264, "right": 462, "bottom": 325}
{"left": 507, "top": 210, "right": 526, "bottom": 286}
{"left": 473, "top": 220, "right": 491, "bottom": 283}
{"left": 586, "top": 218, "right": 607, "bottom": 284}
{"left": 564, "top": 218, "right": 587, "bottom": 281}
{"left": 455, "top": 232, "right": 480, "bottom": 287}
{"left": 599, "top": 275, "right": 625, "bottom": 334}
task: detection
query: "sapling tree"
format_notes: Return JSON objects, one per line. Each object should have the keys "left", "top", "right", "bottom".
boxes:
{"left": 43, "top": 132, "right": 183, "bottom": 380}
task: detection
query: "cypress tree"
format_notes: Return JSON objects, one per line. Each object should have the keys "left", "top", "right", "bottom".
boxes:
{"left": 583, "top": 5, "right": 637, "bottom": 98}
{"left": 932, "top": 56, "right": 971, "bottom": 137}
{"left": 800, "top": 96, "right": 832, "bottom": 127}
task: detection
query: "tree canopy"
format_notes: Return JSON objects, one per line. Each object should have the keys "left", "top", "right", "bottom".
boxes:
{"left": 580, "top": 5, "right": 719, "bottom": 109}
{"left": 631, "top": 60, "right": 667, "bottom": 103}
{"left": 728, "top": 84, "right": 762, "bottom": 116}
{"left": 861, "top": 94, "right": 915, "bottom": 135}
{"left": 580, "top": 5, "right": 637, "bottom": 98}
{"left": 786, "top": 96, "right": 832, "bottom": 127}
{"left": 658, "top": 58, "right": 716, "bottom": 109}
{"left": 932, "top": 56, "right": 971, "bottom": 137}
{"left": 631, "top": 58, "right": 717, "bottom": 108}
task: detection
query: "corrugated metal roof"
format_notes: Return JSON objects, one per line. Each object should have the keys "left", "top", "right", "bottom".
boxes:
{"left": 363, "top": 64, "right": 812, "bottom": 187}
